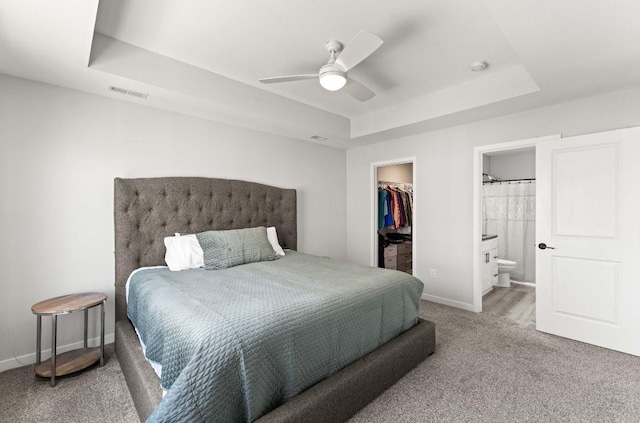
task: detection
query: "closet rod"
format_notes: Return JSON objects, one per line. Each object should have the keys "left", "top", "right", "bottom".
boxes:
{"left": 483, "top": 178, "right": 535, "bottom": 184}
{"left": 378, "top": 180, "right": 413, "bottom": 185}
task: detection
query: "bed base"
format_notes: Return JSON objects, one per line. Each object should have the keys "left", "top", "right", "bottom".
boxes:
{"left": 114, "top": 177, "right": 435, "bottom": 422}
{"left": 115, "top": 320, "right": 163, "bottom": 421}
{"left": 115, "top": 318, "right": 435, "bottom": 422}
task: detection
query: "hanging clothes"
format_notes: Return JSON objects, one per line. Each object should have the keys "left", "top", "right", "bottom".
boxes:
{"left": 377, "top": 182, "right": 413, "bottom": 229}
{"left": 384, "top": 193, "right": 393, "bottom": 227}
{"left": 390, "top": 188, "right": 402, "bottom": 229}
{"left": 378, "top": 188, "right": 389, "bottom": 229}
{"left": 400, "top": 189, "right": 412, "bottom": 227}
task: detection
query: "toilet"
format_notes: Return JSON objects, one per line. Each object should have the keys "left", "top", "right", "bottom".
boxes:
{"left": 496, "top": 259, "right": 517, "bottom": 287}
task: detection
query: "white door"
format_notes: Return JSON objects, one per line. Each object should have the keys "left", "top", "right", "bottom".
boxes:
{"left": 536, "top": 127, "right": 640, "bottom": 356}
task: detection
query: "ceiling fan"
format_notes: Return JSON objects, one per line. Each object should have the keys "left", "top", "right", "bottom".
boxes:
{"left": 259, "top": 30, "right": 383, "bottom": 102}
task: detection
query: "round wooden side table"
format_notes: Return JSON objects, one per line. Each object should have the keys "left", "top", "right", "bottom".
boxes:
{"left": 31, "top": 292, "right": 107, "bottom": 386}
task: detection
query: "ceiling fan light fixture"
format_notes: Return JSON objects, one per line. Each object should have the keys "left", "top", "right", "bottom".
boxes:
{"left": 319, "top": 71, "right": 347, "bottom": 91}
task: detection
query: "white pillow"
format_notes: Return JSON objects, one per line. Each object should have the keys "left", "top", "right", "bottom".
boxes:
{"left": 164, "top": 234, "right": 204, "bottom": 271}
{"left": 267, "top": 226, "right": 285, "bottom": 256}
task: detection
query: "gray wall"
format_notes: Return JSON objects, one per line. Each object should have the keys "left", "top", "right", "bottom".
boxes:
{"left": 377, "top": 163, "right": 413, "bottom": 183}
{"left": 0, "top": 75, "right": 346, "bottom": 370}
{"left": 3, "top": 72, "right": 640, "bottom": 370}
{"left": 488, "top": 150, "right": 536, "bottom": 180}
{"left": 346, "top": 86, "right": 640, "bottom": 309}
{"left": 482, "top": 154, "right": 491, "bottom": 177}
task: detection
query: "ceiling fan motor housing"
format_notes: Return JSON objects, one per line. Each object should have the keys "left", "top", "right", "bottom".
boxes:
{"left": 320, "top": 63, "right": 345, "bottom": 76}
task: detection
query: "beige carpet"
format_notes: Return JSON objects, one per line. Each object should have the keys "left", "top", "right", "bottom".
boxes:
{"left": 0, "top": 345, "right": 138, "bottom": 423}
{"left": 2, "top": 301, "right": 640, "bottom": 422}
{"left": 351, "top": 301, "right": 640, "bottom": 423}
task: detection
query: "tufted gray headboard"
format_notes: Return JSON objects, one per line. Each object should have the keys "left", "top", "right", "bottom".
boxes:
{"left": 114, "top": 177, "right": 297, "bottom": 322}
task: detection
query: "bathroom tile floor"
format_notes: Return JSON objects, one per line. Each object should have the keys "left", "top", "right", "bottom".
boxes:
{"left": 482, "top": 284, "right": 535, "bottom": 326}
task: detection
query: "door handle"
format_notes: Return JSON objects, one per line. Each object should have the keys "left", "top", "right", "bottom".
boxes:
{"left": 538, "top": 243, "right": 556, "bottom": 250}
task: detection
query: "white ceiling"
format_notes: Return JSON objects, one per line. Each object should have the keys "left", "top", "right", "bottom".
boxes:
{"left": 2, "top": 0, "right": 640, "bottom": 148}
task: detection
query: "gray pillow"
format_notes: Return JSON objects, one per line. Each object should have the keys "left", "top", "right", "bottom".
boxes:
{"left": 196, "top": 226, "right": 279, "bottom": 270}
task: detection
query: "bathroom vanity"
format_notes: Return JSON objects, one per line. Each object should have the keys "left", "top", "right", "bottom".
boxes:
{"left": 481, "top": 235, "right": 498, "bottom": 295}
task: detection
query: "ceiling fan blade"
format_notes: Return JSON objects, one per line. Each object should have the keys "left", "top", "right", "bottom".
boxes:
{"left": 334, "top": 30, "right": 383, "bottom": 72}
{"left": 259, "top": 74, "right": 317, "bottom": 84}
{"left": 344, "top": 78, "right": 375, "bottom": 102}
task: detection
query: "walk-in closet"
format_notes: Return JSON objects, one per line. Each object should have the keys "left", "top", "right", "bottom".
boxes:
{"left": 377, "top": 163, "right": 413, "bottom": 275}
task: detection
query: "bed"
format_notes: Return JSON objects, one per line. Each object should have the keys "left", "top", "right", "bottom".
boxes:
{"left": 114, "top": 177, "right": 435, "bottom": 422}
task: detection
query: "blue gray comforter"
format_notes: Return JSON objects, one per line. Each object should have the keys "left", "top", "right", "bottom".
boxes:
{"left": 127, "top": 251, "right": 423, "bottom": 422}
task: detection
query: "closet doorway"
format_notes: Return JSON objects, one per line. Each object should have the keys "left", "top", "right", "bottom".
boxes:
{"left": 372, "top": 158, "right": 415, "bottom": 275}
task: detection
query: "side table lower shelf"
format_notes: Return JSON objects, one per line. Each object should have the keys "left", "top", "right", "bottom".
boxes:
{"left": 35, "top": 347, "right": 101, "bottom": 378}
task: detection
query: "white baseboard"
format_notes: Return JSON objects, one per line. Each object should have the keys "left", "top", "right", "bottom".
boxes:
{"left": 0, "top": 333, "right": 114, "bottom": 373}
{"left": 422, "top": 293, "right": 476, "bottom": 312}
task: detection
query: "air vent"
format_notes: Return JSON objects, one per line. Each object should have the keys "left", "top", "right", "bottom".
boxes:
{"left": 309, "top": 135, "right": 328, "bottom": 141}
{"left": 108, "top": 85, "right": 149, "bottom": 99}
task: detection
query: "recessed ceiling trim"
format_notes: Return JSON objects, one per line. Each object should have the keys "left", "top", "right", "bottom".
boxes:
{"left": 351, "top": 64, "right": 540, "bottom": 138}
{"left": 90, "top": 33, "right": 351, "bottom": 146}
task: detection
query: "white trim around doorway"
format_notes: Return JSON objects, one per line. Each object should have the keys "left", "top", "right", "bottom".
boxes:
{"left": 472, "top": 135, "right": 560, "bottom": 312}
{"left": 370, "top": 157, "right": 416, "bottom": 268}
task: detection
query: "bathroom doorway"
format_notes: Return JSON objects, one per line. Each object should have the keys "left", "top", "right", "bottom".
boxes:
{"left": 472, "top": 135, "right": 560, "bottom": 318}
{"left": 481, "top": 148, "right": 536, "bottom": 325}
